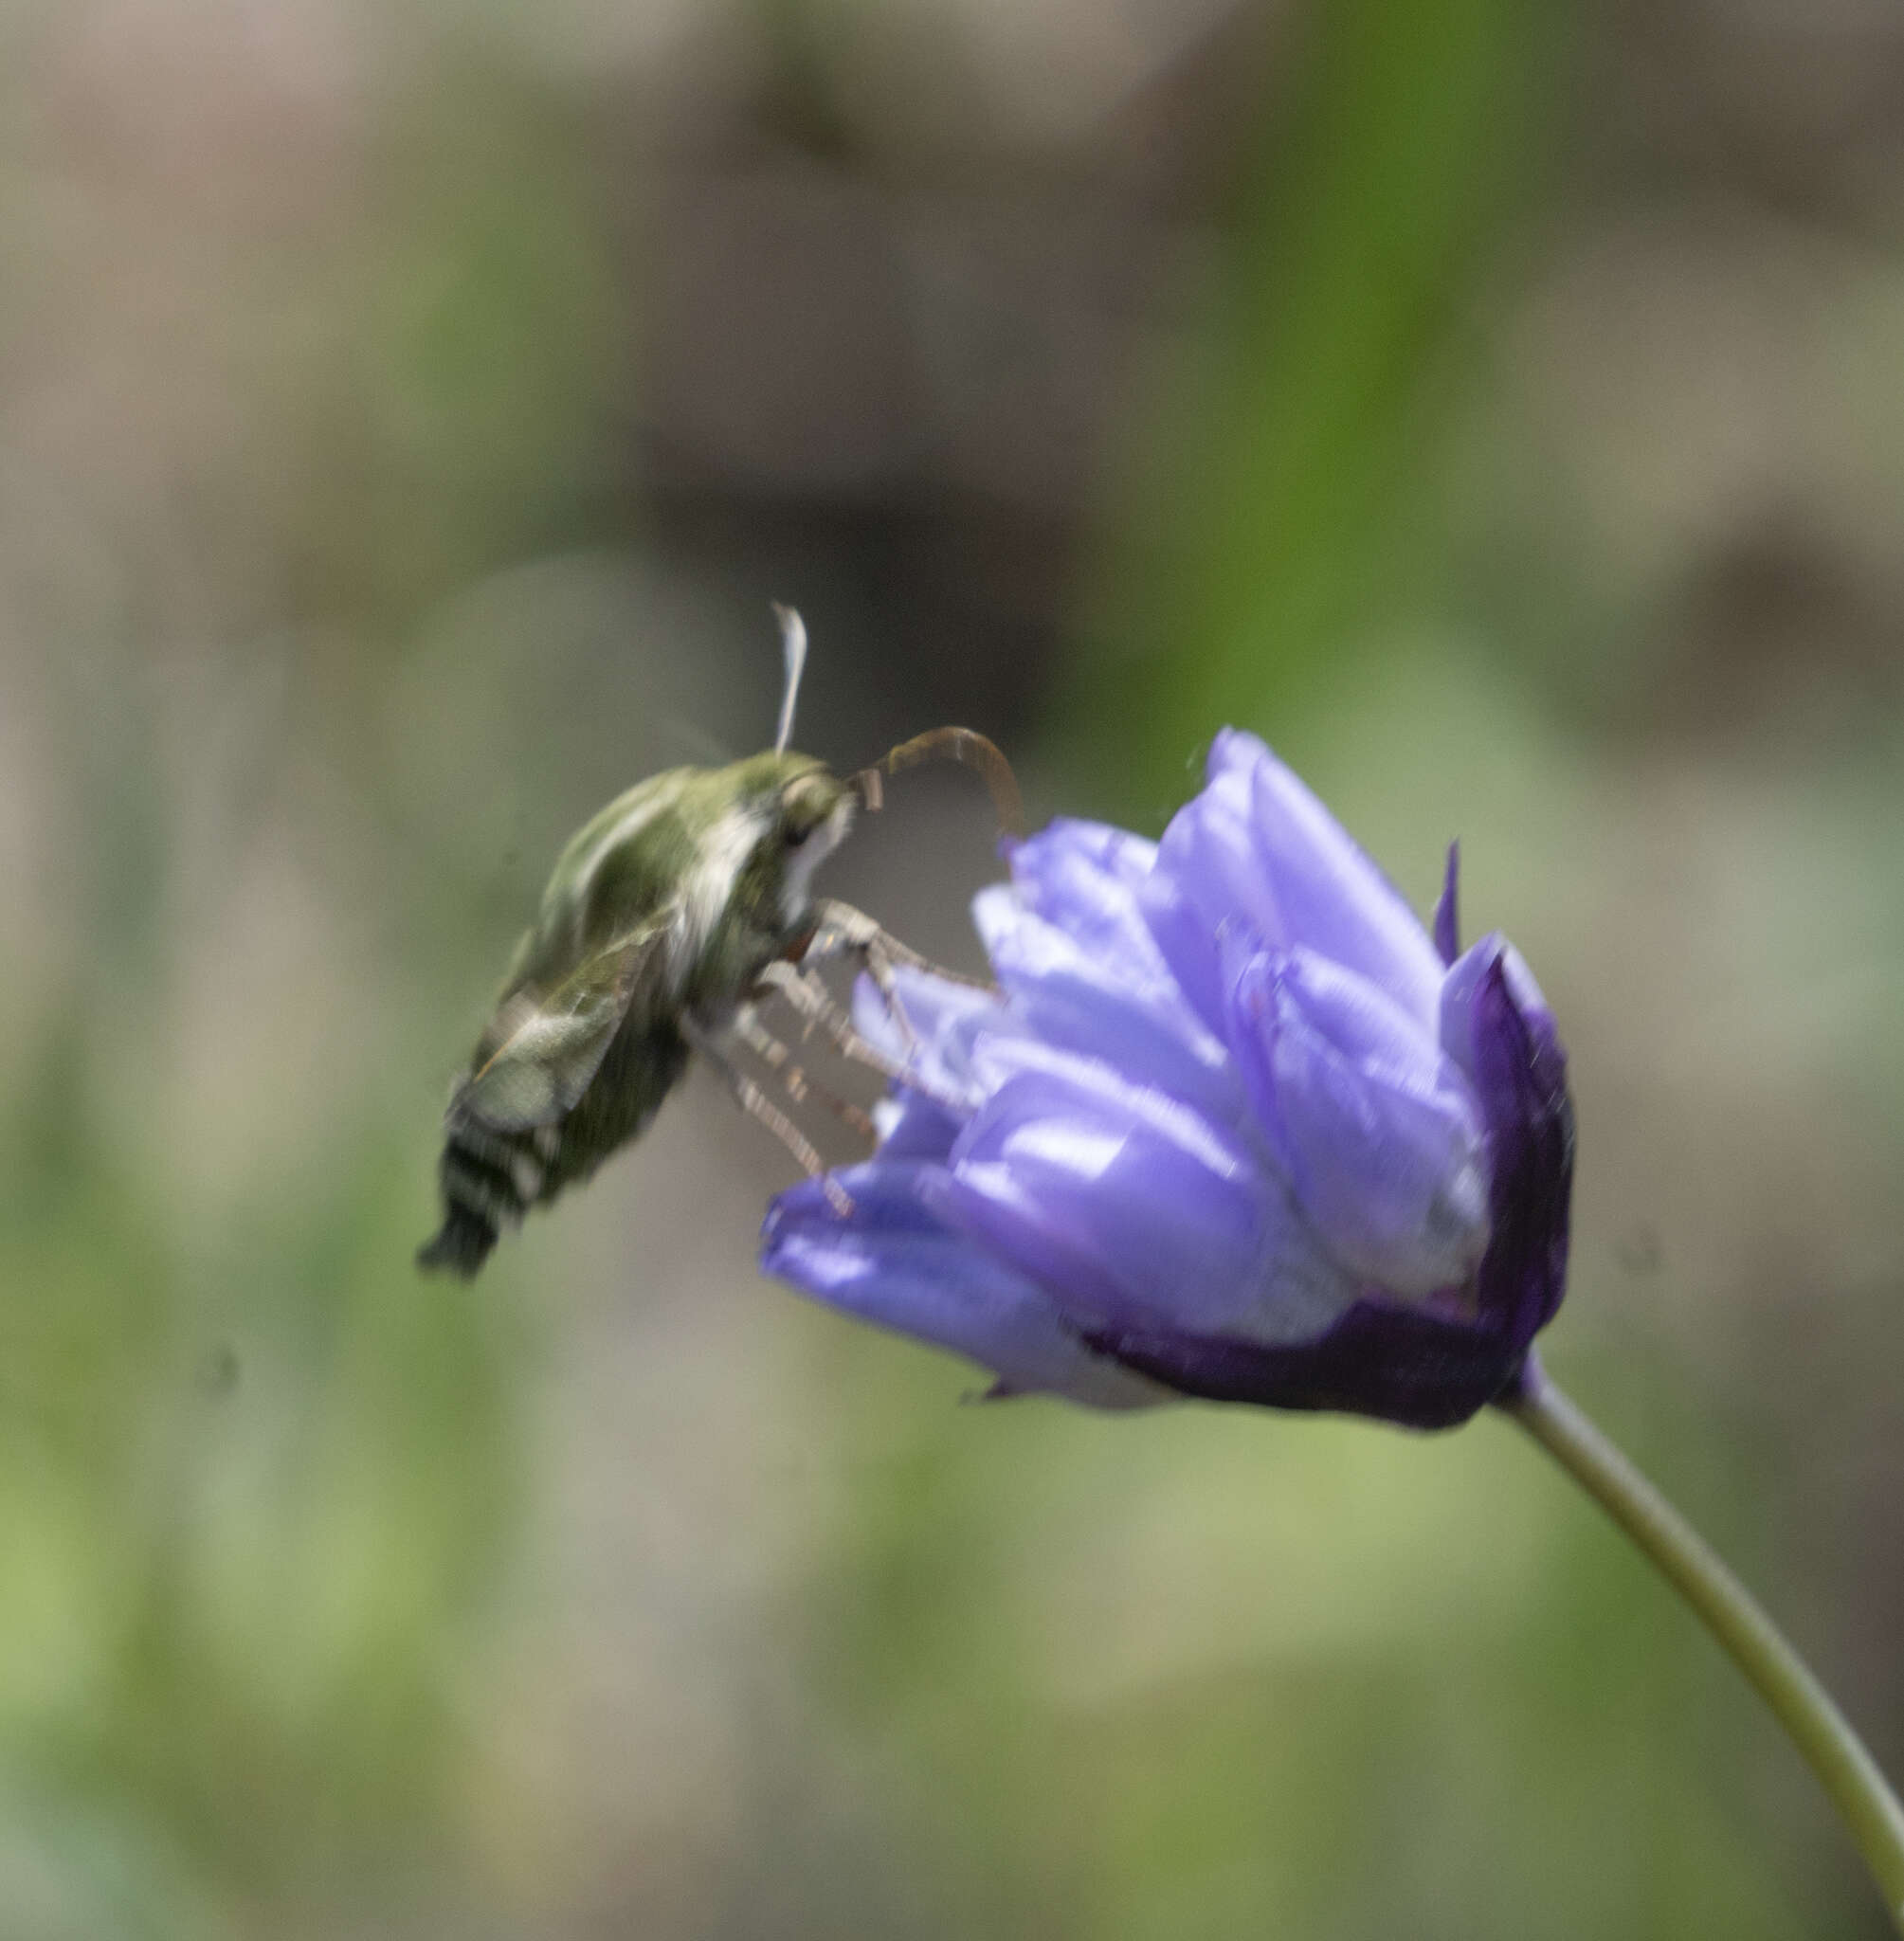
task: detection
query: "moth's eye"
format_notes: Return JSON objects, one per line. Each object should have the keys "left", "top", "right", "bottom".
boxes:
{"left": 780, "top": 776, "right": 835, "bottom": 846}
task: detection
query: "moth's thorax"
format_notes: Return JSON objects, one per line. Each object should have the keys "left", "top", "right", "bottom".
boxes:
{"left": 502, "top": 750, "right": 855, "bottom": 1041}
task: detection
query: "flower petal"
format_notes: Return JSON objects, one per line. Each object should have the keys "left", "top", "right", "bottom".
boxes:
{"left": 972, "top": 886, "right": 1241, "bottom": 1122}
{"left": 1242, "top": 734, "right": 1446, "bottom": 1021}
{"left": 1133, "top": 863, "right": 1231, "bottom": 1038}
{"left": 1079, "top": 1301, "right": 1529, "bottom": 1430}
{"left": 762, "top": 1163, "right": 1163, "bottom": 1407}
{"left": 1141, "top": 758, "right": 1276, "bottom": 1034}
{"left": 1433, "top": 841, "right": 1460, "bottom": 968}
{"left": 1438, "top": 932, "right": 1552, "bottom": 1086}
{"left": 1225, "top": 943, "right": 1492, "bottom": 1297}
{"left": 869, "top": 1091, "right": 965, "bottom": 1161}
{"left": 1088, "top": 933, "right": 1573, "bottom": 1427}
{"left": 1441, "top": 934, "right": 1573, "bottom": 1342}
{"left": 1145, "top": 731, "right": 1444, "bottom": 1031}
{"left": 938, "top": 1043, "right": 1357, "bottom": 1347}
{"left": 850, "top": 965, "right": 1004, "bottom": 1112}
{"left": 1004, "top": 817, "right": 1163, "bottom": 970}
{"left": 759, "top": 731, "right": 1573, "bottom": 1434}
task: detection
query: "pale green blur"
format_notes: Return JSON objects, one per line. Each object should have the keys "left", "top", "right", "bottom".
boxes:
{"left": 2, "top": 2, "right": 1901, "bottom": 1937}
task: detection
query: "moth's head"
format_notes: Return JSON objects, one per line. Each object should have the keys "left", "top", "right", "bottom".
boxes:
{"left": 731, "top": 751, "right": 859, "bottom": 926}
{"left": 773, "top": 756, "right": 854, "bottom": 849}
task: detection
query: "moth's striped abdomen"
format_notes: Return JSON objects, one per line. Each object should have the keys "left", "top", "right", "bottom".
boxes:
{"left": 417, "top": 1116, "right": 550, "bottom": 1276}
{"left": 418, "top": 1013, "right": 691, "bottom": 1277}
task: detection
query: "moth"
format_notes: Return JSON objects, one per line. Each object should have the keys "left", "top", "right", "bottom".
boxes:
{"left": 418, "top": 608, "right": 1019, "bottom": 1277}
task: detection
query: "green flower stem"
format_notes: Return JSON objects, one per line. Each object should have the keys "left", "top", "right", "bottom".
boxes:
{"left": 1502, "top": 1362, "right": 1904, "bottom": 1932}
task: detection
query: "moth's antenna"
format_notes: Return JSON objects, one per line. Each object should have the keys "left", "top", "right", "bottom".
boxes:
{"left": 852, "top": 727, "right": 1025, "bottom": 838}
{"left": 771, "top": 604, "right": 807, "bottom": 755}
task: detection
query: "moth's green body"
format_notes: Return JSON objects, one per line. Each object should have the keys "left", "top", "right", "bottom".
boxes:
{"left": 420, "top": 751, "right": 858, "bottom": 1276}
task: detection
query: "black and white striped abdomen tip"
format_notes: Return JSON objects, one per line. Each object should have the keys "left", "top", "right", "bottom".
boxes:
{"left": 416, "top": 1116, "right": 552, "bottom": 1279}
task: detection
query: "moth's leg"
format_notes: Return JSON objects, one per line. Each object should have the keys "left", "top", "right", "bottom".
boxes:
{"left": 794, "top": 900, "right": 915, "bottom": 1046}
{"left": 754, "top": 959, "right": 909, "bottom": 1085}
{"left": 774, "top": 906, "right": 996, "bottom": 1116}
{"left": 686, "top": 1022, "right": 853, "bottom": 1216}
{"left": 806, "top": 899, "right": 996, "bottom": 990}
{"left": 733, "top": 1003, "right": 878, "bottom": 1146}
{"left": 799, "top": 898, "right": 985, "bottom": 1052}
{"left": 755, "top": 960, "right": 974, "bottom": 1122}
{"left": 800, "top": 901, "right": 996, "bottom": 1054}
{"left": 804, "top": 899, "right": 945, "bottom": 973}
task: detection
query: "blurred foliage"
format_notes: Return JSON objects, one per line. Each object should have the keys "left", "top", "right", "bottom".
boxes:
{"left": 1071, "top": 0, "right": 1568, "bottom": 820}
{"left": 1, "top": 0, "right": 1901, "bottom": 1937}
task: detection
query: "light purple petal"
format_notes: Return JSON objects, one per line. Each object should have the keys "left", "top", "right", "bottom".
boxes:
{"left": 1142, "top": 759, "right": 1278, "bottom": 1034}
{"left": 971, "top": 886, "right": 1241, "bottom": 1122}
{"left": 938, "top": 1044, "right": 1356, "bottom": 1347}
{"left": 973, "top": 884, "right": 1180, "bottom": 1011}
{"left": 762, "top": 1163, "right": 1163, "bottom": 1407}
{"left": 850, "top": 965, "right": 1004, "bottom": 1112}
{"left": 1004, "top": 817, "right": 1164, "bottom": 971}
{"left": 1225, "top": 944, "right": 1492, "bottom": 1297}
{"left": 1146, "top": 731, "right": 1443, "bottom": 1030}
{"left": 1134, "top": 865, "right": 1231, "bottom": 1038}
{"left": 1240, "top": 734, "right": 1444, "bottom": 1022}
{"left": 869, "top": 1091, "right": 965, "bottom": 1161}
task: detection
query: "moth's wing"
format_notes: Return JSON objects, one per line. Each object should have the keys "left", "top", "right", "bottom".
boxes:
{"left": 458, "top": 917, "right": 673, "bottom": 1132}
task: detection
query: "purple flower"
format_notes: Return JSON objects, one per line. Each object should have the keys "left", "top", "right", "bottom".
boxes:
{"left": 762, "top": 731, "right": 1574, "bottom": 1429}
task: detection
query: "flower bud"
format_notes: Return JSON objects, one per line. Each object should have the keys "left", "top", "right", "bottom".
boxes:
{"left": 762, "top": 733, "right": 1574, "bottom": 1428}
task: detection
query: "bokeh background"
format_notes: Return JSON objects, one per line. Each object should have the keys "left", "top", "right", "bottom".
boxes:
{"left": 4, "top": 0, "right": 1903, "bottom": 1934}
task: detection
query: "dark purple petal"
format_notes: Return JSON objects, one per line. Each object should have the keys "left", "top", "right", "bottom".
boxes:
{"left": 1433, "top": 841, "right": 1460, "bottom": 968}
{"left": 1438, "top": 932, "right": 1554, "bottom": 1093}
{"left": 1080, "top": 1301, "right": 1524, "bottom": 1430}
{"left": 763, "top": 1164, "right": 1163, "bottom": 1408}
{"left": 1463, "top": 947, "right": 1574, "bottom": 1347}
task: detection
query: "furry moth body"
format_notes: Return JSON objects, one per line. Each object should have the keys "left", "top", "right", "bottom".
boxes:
{"left": 418, "top": 611, "right": 1018, "bottom": 1277}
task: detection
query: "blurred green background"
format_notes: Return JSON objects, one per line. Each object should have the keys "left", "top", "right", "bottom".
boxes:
{"left": 3, "top": 0, "right": 1902, "bottom": 1934}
